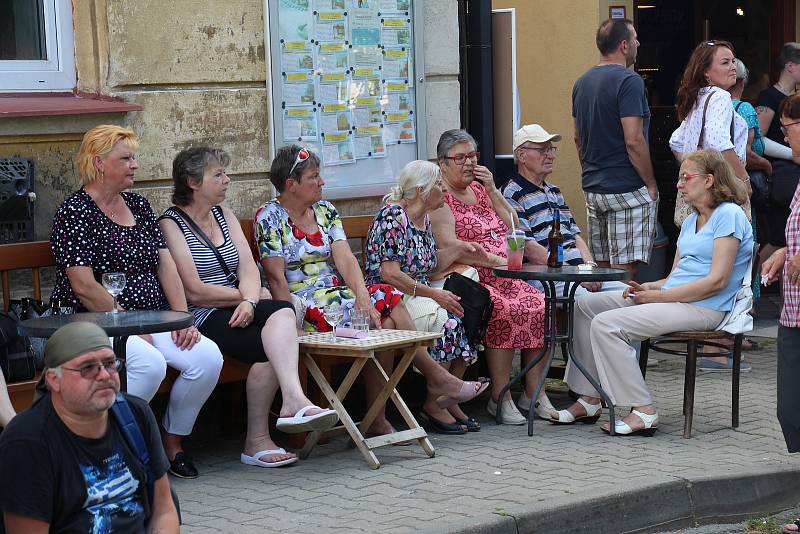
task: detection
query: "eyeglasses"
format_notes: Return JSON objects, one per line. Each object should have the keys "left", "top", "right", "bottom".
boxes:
{"left": 780, "top": 120, "right": 800, "bottom": 135}
{"left": 678, "top": 172, "right": 709, "bottom": 183}
{"left": 443, "top": 151, "right": 480, "bottom": 165}
{"left": 62, "top": 358, "right": 124, "bottom": 380}
{"left": 520, "top": 145, "right": 557, "bottom": 155}
{"left": 289, "top": 148, "right": 311, "bottom": 176}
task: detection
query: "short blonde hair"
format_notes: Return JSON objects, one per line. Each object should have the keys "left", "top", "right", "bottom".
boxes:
{"left": 383, "top": 160, "right": 441, "bottom": 203}
{"left": 76, "top": 125, "right": 139, "bottom": 184}
{"left": 682, "top": 149, "right": 748, "bottom": 207}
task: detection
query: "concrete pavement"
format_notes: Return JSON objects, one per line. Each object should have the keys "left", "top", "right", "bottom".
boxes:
{"left": 171, "top": 331, "right": 799, "bottom": 534}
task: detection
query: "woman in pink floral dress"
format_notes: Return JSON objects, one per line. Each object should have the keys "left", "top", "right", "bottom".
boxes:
{"left": 432, "top": 129, "right": 552, "bottom": 426}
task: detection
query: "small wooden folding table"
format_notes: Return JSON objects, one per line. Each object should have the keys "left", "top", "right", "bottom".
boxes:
{"left": 297, "top": 329, "right": 441, "bottom": 469}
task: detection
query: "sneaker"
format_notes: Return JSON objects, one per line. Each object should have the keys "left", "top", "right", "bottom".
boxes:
{"left": 698, "top": 357, "right": 752, "bottom": 373}
{"left": 516, "top": 392, "right": 557, "bottom": 420}
{"left": 486, "top": 397, "right": 527, "bottom": 425}
{"left": 168, "top": 452, "right": 199, "bottom": 479}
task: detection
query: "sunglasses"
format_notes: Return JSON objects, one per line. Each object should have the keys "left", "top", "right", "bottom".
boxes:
{"left": 780, "top": 120, "right": 800, "bottom": 135}
{"left": 289, "top": 148, "right": 311, "bottom": 176}
{"left": 62, "top": 358, "right": 124, "bottom": 380}
{"left": 678, "top": 172, "right": 709, "bottom": 183}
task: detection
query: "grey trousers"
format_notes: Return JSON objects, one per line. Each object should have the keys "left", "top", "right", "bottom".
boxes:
{"left": 777, "top": 325, "right": 800, "bottom": 453}
{"left": 565, "top": 291, "right": 724, "bottom": 407}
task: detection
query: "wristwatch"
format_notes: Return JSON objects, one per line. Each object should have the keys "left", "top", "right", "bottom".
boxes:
{"left": 244, "top": 298, "right": 257, "bottom": 310}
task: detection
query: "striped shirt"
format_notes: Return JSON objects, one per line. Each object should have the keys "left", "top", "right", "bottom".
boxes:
{"left": 161, "top": 206, "right": 239, "bottom": 326}
{"left": 782, "top": 186, "right": 800, "bottom": 328}
{"left": 501, "top": 173, "right": 585, "bottom": 266}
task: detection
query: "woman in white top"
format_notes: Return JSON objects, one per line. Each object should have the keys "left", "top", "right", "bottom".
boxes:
{"left": 670, "top": 40, "right": 750, "bottom": 186}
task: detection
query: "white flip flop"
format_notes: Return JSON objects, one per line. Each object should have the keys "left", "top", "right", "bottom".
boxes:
{"left": 276, "top": 405, "right": 339, "bottom": 433}
{"left": 240, "top": 448, "right": 298, "bottom": 468}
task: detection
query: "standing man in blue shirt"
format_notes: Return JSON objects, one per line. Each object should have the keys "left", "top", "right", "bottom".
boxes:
{"left": 572, "top": 17, "right": 659, "bottom": 279}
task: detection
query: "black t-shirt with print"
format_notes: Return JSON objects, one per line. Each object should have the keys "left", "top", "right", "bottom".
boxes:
{"left": 0, "top": 393, "right": 169, "bottom": 533}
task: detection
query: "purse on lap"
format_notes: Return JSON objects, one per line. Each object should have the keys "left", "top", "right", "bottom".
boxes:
{"left": 442, "top": 272, "right": 493, "bottom": 349}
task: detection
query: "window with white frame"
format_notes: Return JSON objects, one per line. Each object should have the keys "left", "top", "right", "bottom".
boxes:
{"left": 0, "top": 0, "right": 75, "bottom": 91}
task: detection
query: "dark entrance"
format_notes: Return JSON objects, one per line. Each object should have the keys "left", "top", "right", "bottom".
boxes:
{"left": 633, "top": 0, "right": 795, "bottom": 259}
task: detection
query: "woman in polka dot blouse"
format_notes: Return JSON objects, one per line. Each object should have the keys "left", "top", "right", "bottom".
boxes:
{"left": 49, "top": 125, "right": 223, "bottom": 479}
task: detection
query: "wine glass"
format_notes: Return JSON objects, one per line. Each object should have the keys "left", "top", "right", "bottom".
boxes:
{"left": 102, "top": 272, "right": 126, "bottom": 314}
{"left": 323, "top": 305, "right": 344, "bottom": 341}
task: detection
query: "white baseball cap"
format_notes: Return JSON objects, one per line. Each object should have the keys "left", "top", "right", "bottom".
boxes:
{"left": 512, "top": 124, "right": 562, "bottom": 150}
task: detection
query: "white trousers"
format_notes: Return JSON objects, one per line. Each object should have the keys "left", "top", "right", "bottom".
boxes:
{"left": 123, "top": 332, "right": 223, "bottom": 436}
{"left": 565, "top": 291, "right": 724, "bottom": 407}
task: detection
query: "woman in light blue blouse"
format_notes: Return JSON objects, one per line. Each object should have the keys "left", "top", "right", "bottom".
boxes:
{"left": 551, "top": 150, "right": 753, "bottom": 436}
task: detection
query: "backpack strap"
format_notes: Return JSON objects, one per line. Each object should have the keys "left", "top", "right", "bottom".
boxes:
{"left": 111, "top": 393, "right": 154, "bottom": 517}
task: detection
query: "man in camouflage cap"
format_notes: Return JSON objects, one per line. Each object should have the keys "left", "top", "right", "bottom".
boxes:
{"left": 0, "top": 322, "right": 178, "bottom": 533}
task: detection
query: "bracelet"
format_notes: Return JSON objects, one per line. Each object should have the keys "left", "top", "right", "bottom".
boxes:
{"left": 585, "top": 260, "right": 598, "bottom": 267}
{"left": 412, "top": 280, "right": 418, "bottom": 297}
{"left": 244, "top": 298, "right": 257, "bottom": 310}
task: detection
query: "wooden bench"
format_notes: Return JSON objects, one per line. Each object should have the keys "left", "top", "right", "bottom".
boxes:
{"left": 0, "top": 214, "right": 376, "bottom": 414}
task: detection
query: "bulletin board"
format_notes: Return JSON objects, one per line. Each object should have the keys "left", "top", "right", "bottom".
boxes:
{"left": 264, "top": 0, "right": 427, "bottom": 199}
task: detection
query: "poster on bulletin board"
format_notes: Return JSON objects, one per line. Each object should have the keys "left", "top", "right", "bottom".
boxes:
{"left": 264, "top": 0, "right": 426, "bottom": 199}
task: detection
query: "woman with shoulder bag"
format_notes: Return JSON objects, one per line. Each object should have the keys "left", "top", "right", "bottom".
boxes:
{"left": 670, "top": 40, "right": 751, "bottom": 227}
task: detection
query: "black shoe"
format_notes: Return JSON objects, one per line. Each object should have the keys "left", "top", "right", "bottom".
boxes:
{"left": 168, "top": 452, "right": 199, "bottom": 479}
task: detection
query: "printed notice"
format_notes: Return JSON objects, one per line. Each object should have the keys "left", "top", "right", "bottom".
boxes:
{"left": 318, "top": 72, "right": 348, "bottom": 105}
{"left": 381, "top": 17, "right": 410, "bottom": 47}
{"left": 384, "top": 112, "right": 415, "bottom": 143}
{"left": 280, "top": 0, "right": 313, "bottom": 41}
{"left": 281, "top": 49, "right": 314, "bottom": 71}
{"left": 315, "top": 11, "right": 347, "bottom": 42}
{"left": 353, "top": 104, "right": 382, "bottom": 128}
{"left": 378, "top": 0, "right": 410, "bottom": 13}
{"left": 315, "top": 0, "right": 345, "bottom": 9}
{"left": 348, "top": 0, "right": 373, "bottom": 9}
{"left": 317, "top": 42, "right": 349, "bottom": 72}
{"left": 351, "top": 76, "right": 382, "bottom": 99}
{"left": 283, "top": 106, "right": 319, "bottom": 141}
{"left": 354, "top": 127, "right": 386, "bottom": 159}
{"left": 322, "top": 132, "right": 356, "bottom": 165}
{"left": 320, "top": 109, "right": 352, "bottom": 133}
{"left": 385, "top": 91, "right": 413, "bottom": 111}
{"left": 382, "top": 48, "right": 409, "bottom": 79}
{"left": 283, "top": 72, "right": 316, "bottom": 105}
{"left": 350, "top": 12, "right": 380, "bottom": 45}
{"left": 351, "top": 45, "right": 382, "bottom": 68}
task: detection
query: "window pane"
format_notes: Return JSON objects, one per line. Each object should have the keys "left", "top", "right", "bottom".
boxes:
{"left": 0, "top": 0, "right": 47, "bottom": 60}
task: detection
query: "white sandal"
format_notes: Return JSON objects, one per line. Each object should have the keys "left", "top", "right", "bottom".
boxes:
{"left": 549, "top": 397, "right": 602, "bottom": 425}
{"left": 608, "top": 409, "right": 659, "bottom": 437}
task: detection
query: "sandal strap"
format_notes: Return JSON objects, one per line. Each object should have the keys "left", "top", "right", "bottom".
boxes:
{"left": 630, "top": 409, "right": 658, "bottom": 428}
{"left": 576, "top": 397, "right": 602, "bottom": 416}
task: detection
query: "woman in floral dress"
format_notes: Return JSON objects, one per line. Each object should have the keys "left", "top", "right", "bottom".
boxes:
{"left": 258, "top": 145, "right": 489, "bottom": 436}
{"left": 432, "top": 129, "right": 549, "bottom": 426}
{"left": 365, "top": 159, "right": 490, "bottom": 434}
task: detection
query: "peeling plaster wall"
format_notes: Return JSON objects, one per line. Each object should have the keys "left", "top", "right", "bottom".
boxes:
{"left": 0, "top": 0, "right": 460, "bottom": 242}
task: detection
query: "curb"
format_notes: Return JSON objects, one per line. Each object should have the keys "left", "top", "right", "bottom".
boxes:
{"left": 428, "top": 464, "right": 800, "bottom": 534}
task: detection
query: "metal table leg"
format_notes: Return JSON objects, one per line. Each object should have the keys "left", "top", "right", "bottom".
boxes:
{"left": 112, "top": 335, "right": 129, "bottom": 392}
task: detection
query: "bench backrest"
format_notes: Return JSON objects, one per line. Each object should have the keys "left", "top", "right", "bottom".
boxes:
{"left": 0, "top": 241, "right": 55, "bottom": 311}
{"left": 0, "top": 215, "right": 376, "bottom": 311}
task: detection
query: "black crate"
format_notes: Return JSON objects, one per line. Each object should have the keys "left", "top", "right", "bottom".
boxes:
{"left": 0, "top": 158, "right": 35, "bottom": 244}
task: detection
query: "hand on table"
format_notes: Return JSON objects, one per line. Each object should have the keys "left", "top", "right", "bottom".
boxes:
{"left": 355, "top": 294, "right": 382, "bottom": 329}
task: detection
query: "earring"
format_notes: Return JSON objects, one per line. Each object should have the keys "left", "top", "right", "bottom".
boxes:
{"left": 99, "top": 169, "right": 104, "bottom": 183}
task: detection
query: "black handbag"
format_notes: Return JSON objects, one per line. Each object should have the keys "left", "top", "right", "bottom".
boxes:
{"left": 0, "top": 311, "right": 36, "bottom": 383}
{"left": 443, "top": 272, "right": 493, "bottom": 349}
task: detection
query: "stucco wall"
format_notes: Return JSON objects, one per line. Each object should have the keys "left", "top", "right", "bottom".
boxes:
{"left": 0, "top": 0, "right": 461, "bottom": 241}
{"left": 490, "top": 0, "right": 633, "bottom": 230}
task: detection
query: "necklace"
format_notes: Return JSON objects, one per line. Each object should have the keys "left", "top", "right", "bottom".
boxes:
{"left": 775, "top": 81, "right": 795, "bottom": 95}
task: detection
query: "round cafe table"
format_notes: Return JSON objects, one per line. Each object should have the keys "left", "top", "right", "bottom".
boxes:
{"left": 21, "top": 310, "right": 194, "bottom": 391}
{"left": 493, "top": 264, "right": 627, "bottom": 435}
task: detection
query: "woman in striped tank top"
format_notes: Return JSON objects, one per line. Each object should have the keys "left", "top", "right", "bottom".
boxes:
{"left": 160, "top": 147, "right": 338, "bottom": 469}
